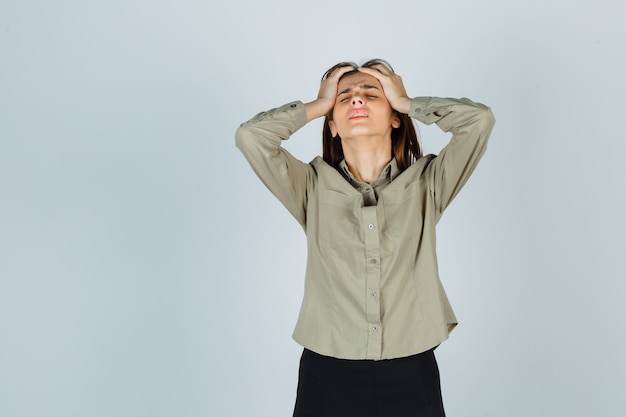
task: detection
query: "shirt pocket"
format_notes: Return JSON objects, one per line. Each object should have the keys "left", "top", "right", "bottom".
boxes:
{"left": 382, "top": 188, "right": 424, "bottom": 237}
{"left": 318, "top": 189, "right": 359, "bottom": 243}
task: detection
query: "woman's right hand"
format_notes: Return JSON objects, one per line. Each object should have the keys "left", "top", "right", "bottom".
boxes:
{"left": 305, "top": 65, "right": 355, "bottom": 122}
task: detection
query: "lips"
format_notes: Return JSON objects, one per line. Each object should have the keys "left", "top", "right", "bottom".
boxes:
{"left": 349, "top": 109, "right": 369, "bottom": 119}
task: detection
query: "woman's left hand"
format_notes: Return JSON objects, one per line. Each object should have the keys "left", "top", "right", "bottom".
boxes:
{"left": 358, "top": 65, "right": 412, "bottom": 114}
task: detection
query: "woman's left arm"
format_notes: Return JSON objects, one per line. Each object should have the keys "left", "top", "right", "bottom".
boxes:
{"left": 411, "top": 96, "right": 495, "bottom": 216}
{"left": 358, "top": 66, "right": 495, "bottom": 215}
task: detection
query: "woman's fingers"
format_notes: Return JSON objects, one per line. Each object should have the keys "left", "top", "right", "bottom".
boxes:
{"left": 309, "top": 65, "right": 356, "bottom": 120}
{"left": 317, "top": 65, "right": 355, "bottom": 103}
{"left": 358, "top": 66, "right": 411, "bottom": 113}
{"left": 359, "top": 64, "right": 393, "bottom": 78}
{"left": 320, "top": 65, "right": 356, "bottom": 96}
{"left": 327, "top": 64, "right": 357, "bottom": 81}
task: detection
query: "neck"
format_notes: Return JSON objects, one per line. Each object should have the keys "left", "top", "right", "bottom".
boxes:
{"left": 342, "top": 136, "right": 392, "bottom": 184}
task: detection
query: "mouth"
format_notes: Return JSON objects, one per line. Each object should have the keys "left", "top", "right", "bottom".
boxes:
{"left": 349, "top": 109, "right": 369, "bottom": 120}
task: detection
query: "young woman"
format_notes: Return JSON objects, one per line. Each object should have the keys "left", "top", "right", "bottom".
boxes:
{"left": 236, "top": 59, "right": 495, "bottom": 417}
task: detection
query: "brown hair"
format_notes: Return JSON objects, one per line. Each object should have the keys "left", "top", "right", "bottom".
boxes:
{"left": 321, "top": 59, "right": 422, "bottom": 172}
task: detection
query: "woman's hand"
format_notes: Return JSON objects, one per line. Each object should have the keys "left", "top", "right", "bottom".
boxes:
{"left": 358, "top": 65, "right": 412, "bottom": 114}
{"left": 305, "top": 65, "right": 355, "bottom": 122}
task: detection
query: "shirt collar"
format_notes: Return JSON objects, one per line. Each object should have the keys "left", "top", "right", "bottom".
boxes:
{"left": 339, "top": 158, "right": 399, "bottom": 186}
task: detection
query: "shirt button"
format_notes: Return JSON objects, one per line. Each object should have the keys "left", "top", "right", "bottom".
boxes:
{"left": 368, "top": 224, "right": 374, "bottom": 230}
{"left": 365, "top": 188, "right": 371, "bottom": 193}
{"left": 372, "top": 326, "right": 378, "bottom": 332}
{"left": 369, "top": 259, "right": 377, "bottom": 264}
{"left": 371, "top": 292, "right": 377, "bottom": 298}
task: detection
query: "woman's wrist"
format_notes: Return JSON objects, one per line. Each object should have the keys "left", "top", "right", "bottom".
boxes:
{"left": 304, "top": 99, "right": 332, "bottom": 122}
{"left": 394, "top": 96, "right": 412, "bottom": 115}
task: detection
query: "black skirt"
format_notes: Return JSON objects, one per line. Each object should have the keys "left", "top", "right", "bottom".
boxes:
{"left": 293, "top": 348, "right": 446, "bottom": 417}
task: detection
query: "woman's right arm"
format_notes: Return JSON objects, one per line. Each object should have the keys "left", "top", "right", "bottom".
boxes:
{"left": 235, "top": 66, "right": 355, "bottom": 227}
{"left": 235, "top": 101, "right": 312, "bottom": 227}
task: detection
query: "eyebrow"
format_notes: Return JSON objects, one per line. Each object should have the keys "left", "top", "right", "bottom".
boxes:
{"left": 337, "top": 84, "right": 380, "bottom": 96}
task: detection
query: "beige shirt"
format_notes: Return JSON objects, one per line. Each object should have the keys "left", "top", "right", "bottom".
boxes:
{"left": 236, "top": 97, "right": 495, "bottom": 360}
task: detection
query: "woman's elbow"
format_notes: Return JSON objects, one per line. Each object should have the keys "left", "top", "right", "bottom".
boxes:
{"left": 235, "top": 123, "right": 252, "bottom": 151}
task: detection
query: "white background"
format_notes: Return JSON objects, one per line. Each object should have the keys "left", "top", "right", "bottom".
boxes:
{"left": 1, "top": 1, "right": 625, "bottom": 416}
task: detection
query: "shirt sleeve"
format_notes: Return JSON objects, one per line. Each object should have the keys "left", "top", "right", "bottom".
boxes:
{"left": 409, "top": 97, "right": 496, "bottom": 218}
{"left": 235, "top": 101, "right": 314, "bottom": 228}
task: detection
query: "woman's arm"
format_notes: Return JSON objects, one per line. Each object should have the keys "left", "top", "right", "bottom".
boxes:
{"left": 411, "top": 96, "right": 495, "bottom": 217}
{"left": 359, "top": 65, "right": 495, "bottom": 216}
{"left": 235, "top": 102, "right": 312, "bottom": 227}
{"left": 235, "top": 65, "right": 355, "bottom": 226}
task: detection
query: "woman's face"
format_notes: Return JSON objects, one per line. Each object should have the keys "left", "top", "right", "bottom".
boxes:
{"left": 329, "top": 72, "right": 400, "bottom": 141}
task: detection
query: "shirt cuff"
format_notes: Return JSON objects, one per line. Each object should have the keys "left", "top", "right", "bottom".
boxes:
{"left": 409, "top": 97, "right": 431, "bottom": 116}
{"left": 278, "top": 101, "right": 308, "bottom": 133}
{"left": 409, "top": 97, "right": 441, "bottom": 125}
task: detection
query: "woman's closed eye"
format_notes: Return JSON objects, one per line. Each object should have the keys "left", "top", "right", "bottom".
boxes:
{"left": 339, "top": 95, "right": 378, "bottom": 103}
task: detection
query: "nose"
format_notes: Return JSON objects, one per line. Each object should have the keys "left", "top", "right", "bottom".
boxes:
{"left": 351, "top": 95, "right": 364, "bottom": 106}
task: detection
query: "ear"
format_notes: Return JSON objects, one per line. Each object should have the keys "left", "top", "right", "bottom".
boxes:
{"left": 391, "top": 115, "right": 401, "bottom": 128}
{"left": 329, "top": 120, "right": 338, "bottom": 138}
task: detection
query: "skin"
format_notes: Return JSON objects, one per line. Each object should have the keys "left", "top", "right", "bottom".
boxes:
{"left": 304, "top": 64, "right": 413, "bottom": 183}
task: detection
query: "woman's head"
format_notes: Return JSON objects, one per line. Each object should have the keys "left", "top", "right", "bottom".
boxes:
{"left": 321, "top": 59, "right": 422, "bottom": 172}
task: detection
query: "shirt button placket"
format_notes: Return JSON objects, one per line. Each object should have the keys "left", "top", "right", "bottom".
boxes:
{"left": 362, "top": 206, "right": 382, "bottom": 359}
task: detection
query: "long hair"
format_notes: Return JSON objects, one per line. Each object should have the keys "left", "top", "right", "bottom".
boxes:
{"left": 321, "top": 59, "right": 422, "bottom": 172}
